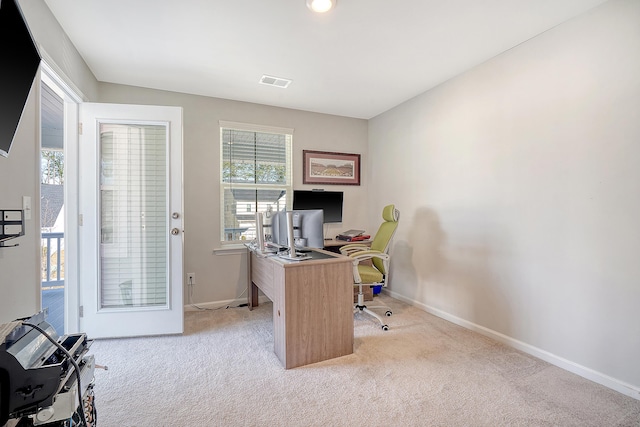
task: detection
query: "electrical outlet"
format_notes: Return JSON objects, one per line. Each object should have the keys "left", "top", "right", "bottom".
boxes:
{"left": 187, "top": 273, "right": 196, "bottom": 285}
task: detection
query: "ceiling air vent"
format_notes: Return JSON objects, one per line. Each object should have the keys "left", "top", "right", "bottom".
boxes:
{"left": 259, "top": 75, "right": 292, "bottom": 88}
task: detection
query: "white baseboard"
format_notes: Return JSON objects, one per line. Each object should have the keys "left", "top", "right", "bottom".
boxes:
{"left": 383, "top": 289, "right": 640, "bottom": 401}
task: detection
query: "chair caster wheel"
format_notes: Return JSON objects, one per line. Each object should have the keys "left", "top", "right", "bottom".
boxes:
{"left": 385, "top": 311, "right": 392, "bottom": 316}
{"left": 382, "top": 325, "right": 389, "bottom": 331}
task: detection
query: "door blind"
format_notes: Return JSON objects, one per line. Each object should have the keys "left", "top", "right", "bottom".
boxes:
{"left": 99, "top": 123, "right": 168, "bottom": 308}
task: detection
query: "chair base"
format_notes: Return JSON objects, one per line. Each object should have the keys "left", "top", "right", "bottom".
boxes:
{"left": 354, "top": 284, "right": 392, "bottom": 330}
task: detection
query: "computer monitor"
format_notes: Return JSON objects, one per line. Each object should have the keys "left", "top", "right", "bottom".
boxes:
{"left": 292, "top": 190, "right": 343, "bottom": 223}
{"left": 271, "top": 209, "right": 324, "bottom": 249}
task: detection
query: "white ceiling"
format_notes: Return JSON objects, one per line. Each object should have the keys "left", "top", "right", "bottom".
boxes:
{"left": 43, "top": 0, "right": 608, "bottom": 119}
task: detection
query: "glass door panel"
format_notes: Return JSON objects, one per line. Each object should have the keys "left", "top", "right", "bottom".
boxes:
{"left": 99, "top": 123, "right": 168, "bottom": 310}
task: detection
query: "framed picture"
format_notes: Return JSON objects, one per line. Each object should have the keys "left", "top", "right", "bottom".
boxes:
{"left": 303, "top": 150, "right": 361, "bottom": 186}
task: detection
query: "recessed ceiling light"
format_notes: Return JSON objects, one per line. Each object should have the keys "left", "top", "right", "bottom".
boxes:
{"left": 306, "top": 0, "right": 336, "bottom": 13}
{"left": 259, "top": 75, "right": 292, "bottom": 89}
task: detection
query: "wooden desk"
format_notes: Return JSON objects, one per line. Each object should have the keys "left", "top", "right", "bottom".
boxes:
{"left": 248, "top": 248, "right": 354, "bottom": 369}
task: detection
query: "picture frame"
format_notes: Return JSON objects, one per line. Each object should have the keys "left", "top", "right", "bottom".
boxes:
{"left": 303, "top": 150, "right": 361, "bottom": 186}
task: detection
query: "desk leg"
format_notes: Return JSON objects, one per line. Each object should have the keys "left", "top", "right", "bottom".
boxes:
{"left": 249, "top": 281, "right": 259, "bottom": 310}
{"left": 247, "top": 249, "right": 255, "bottom": 310}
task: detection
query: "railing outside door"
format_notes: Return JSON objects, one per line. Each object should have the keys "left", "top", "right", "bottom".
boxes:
{"left": 41, "top": 232, "right": 64, "bottom": 334}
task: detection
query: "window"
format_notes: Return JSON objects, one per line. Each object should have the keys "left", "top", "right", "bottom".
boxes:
{"left": 220, "top": 121, "right": 293, "bottom": 242}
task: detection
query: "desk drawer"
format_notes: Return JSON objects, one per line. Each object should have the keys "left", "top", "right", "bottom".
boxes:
{"left": 251, "top": 253, "right": 275, "bottom": 300}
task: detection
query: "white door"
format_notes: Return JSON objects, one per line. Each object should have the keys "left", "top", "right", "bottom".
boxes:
{"left": 79, "top": 103, "right": 183, "bottom": 338}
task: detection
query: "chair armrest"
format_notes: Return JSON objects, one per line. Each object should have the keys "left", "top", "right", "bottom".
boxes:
{"left": 339, "top": 243, "right": 370, "bottom": 256}
{"left": 347, "top": 250, "right": 390, "bottom": 284}
{"left": 348, "top": 249, "right": 389, "bottom": 264}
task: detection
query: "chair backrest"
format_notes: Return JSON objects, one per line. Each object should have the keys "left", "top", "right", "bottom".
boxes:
{"left": 370, "top": 204, "right": 399, "bottom": 274}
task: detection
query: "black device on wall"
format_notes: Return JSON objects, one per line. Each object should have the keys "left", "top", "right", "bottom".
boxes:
{"left": 292, "top": 190, "right": 343, "bottom": 223}
{"left": 1, "top": 210, "right": 24, "bottom": 247}
{"left": 0, "top": 0, "right": 42, "bottom": 157}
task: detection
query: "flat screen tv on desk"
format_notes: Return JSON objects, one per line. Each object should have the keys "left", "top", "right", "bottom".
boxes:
{"left": 292, "top": 190, "right": 343, "bottom": 223}
{"left": 271, "top": 209, "right": 324, "bottom": 249}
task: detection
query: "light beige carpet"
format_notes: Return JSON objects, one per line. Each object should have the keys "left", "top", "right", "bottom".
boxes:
{"left": 90, "top": 295, "right": 640, "bottom": 426}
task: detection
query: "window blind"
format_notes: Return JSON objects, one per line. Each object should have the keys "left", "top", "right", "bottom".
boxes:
{"left": 99, "top": 123, "right": 168, "bottom": 308}
{"left": 220, "top": 124, "right": 292, "bottom": 242}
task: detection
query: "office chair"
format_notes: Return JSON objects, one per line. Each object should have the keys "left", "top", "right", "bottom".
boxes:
{"left": 340, "top": 204, "right": 399, "bottom": 330}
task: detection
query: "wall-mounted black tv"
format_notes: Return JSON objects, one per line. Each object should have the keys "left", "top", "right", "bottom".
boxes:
{"left": 0, "top": 0, "right": 41, "bottom": 157}
{"left": 292, "top": 190, "right": 343, "bottom": 223}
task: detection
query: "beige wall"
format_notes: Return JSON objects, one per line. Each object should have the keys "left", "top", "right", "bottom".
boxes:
{"left": 97, "top": 83, "right": 368, "bottom": 305}
{"left": 369, "top": 0, "right": 640, "bottom": 394}
{"left": 0, "top": 80, "right": 40, "bottom": 321}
